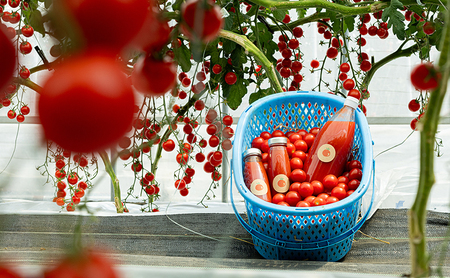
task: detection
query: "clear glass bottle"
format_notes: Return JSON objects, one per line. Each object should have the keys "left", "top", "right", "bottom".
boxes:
{"left": 303, "top": 96, "right": 359, "bottom": 183}
{"left": 267, "top": 137, "right": 291, "bottom": 196}
{"left": 243, "top": 148, "right": 272, "bottom": 202}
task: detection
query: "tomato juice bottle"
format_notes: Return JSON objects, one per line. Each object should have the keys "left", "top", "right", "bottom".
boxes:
{"left": 267, "top": 137, "right": 291, "bottom": 196}
{"left": 243, "top": 148, "right": 272, "bottom": 202}
{"left": 303, "top": 96, "right": 359, "bottom": 183}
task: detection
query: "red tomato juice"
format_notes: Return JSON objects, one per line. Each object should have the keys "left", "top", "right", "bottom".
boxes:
{"left": 303, "top": 120, "right": 355, "bottom": 183}
{"left": 243, "top": 160, "right": 272, "bottom": 202}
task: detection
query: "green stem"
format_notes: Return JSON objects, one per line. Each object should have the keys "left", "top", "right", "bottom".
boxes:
{"left": 361, "top": 42, "right": 419, "bottom": 90}
{"left": 219, "top": 30, "right": 283, "bottom": 93}
{"left": 12, "top": 77, "right": 43, "bottom": 93}
{"left": 98, "top": 150, "right": 123, "bottom": 213}
{"left": 408, "top": 0, "right": 450, "bottom": 276}
{"left": 250, "top": 0, "right": 444, "bottom": 12}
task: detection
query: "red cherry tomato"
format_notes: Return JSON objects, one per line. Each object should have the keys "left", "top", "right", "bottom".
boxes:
{"left": 54, "top": 0, "right": 149, "bottom": 53}
{"left": 331, "top": 186, "right": 347, "bottom": 200}
{"left": 271, "top": 130, "right": 285, "bottom": 137}
{"left": 272, "top": 193, "right": 286, "bottom": 204}
{"left": 285, "top": 191, "right": 301, "bottom": 206}
{"left": 311, "top": 180, "right": 324, "bottom": 195}
{"left": 293, "top": 139, "right": 308, "bottom": 152}
{"left": 299, "top": 182, "right": 314, "bottom": 198}
{"left": 260, "top": 131, "right": 272, "bottom": 140}
{"left": 303, "top": 134, "right": 315, "bottom": 148}
{"left": 290, "top": 157, "right": 303, "bottom": 170}
{"left": 326, "top": 196, "right": 340, "bottom": 204}
{"left": 303, "top": 195, "right": 316, "bottom": 205}
{"left": 289, "top": 182, "right": 301, "bottom": 192}
{"left": 180, "top": 0, "right": 224, "bottom": 42}
{"left": 348, "top": 168, "right": 363, "bottom": 181}
{"left": 348, "top": 179, "right": 360, "bottom": 190}
{"left": 312, "top": 197, "right": 326, "bottom": 206}
{"left": 290, "top": 169, "right": 306, "bottom": 183}
{"left": 292, "top": 150, "right": 307, "bottom": 161}
{"left": 288, "top": 133, "right": 301, "bottom": 143}
{"left": 322, "top": 174, "right": 338, "bottom": 191}
{"left": 260, "top": 140, "right": 270, "bottom": 153}
{"left": 38, "top": 54, "right": 135, "bottom": 153}
{"left": 296, "top": 200, "right": 310, "bottom": 207}
{"left": 252, "top": 137, "right": 264, "bottom": 149}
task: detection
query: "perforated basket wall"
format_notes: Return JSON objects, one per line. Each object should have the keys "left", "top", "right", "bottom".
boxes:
{"left": 232, "top": 91, "right": 373, "bottom": 261}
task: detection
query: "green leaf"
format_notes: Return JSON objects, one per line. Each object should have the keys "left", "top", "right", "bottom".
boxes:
{"left": 222, "top": 38, "right": 237, "bottom": 54}
{"left": 249, "top": 88, "right": 275, "bottom": 104}
{"left": 381, "top": 0, "right": 406, "bottom": 40}
{"left": 224, "top": 12, "right": 237, "bottom": 31}
{"left": 226, "top": 79, "right": 248, "bottom": 110}
{"left": 272, "top": 9, "right": 286, "bottom": 21}
{"left": 173, "top": 44, "right": 192, "bottom": 73}
{"left": 29, "top": 9, "right": 45, "bottom": 36}
{"left": 296, "top": 8, "right": 307, "bottom": 19}
{"left": 171, "top": 0, "right": 183, "bottom": 12}
{"left": 252, "top": 23, "right": 272, "bottom": 44}
{"left": 344, "top": 16, "right": 355, "bottom": 33}
{"left": 263, "top": 41, "right": 278, "bottom": 64}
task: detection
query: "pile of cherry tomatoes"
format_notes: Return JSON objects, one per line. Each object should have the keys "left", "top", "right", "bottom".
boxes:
{"left": 251, "top": 128, "right": 363, "bottom": 207}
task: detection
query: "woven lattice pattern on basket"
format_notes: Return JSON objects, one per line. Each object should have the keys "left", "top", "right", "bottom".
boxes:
{"left": 236, "top": 92, "right": 370, "bottom": 262}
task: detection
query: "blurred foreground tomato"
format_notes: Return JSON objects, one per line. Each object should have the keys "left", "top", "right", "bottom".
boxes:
{"left": 38, "top": 53, "right": 135, "bottom": 153}
{"left": 0, "top": 26, "right": 16, "bottom": 95}
{"left": 0, "top": 266, "right": 23, "bottom": 278}
{"left": 44, "top": 251, "right": 119, "bottom": 278}
{"left": 180, "top": 0, "right": 224, "bottom": 43}
{"left": 131, "top": 56, "right": 177, "bottom": 97}
{"left": 53, "top": 0, "right": 149, "bottom": 53}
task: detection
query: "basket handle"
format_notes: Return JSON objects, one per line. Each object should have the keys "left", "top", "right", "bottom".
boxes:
{"left": 230, "top": 159, "right": 376, "bottom": 250}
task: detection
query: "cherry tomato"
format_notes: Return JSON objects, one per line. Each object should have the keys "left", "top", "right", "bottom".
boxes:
{"left": 38, "top": 54, "right": 135, "bottom": 153}
{"left": 293, "top": 139, "right": 308, "bottom": 152}
{"left": 289, "top": 182, "right": 301, "bottom": 192}
{"left": 303, "top": 195, "right": 315, "bottom": 205}
{"left": 132, "top": 56, "right": 177, "bottom": 97}
{"left": 272, "top": 193, "right": 286, "bottom": 204}
{"left": 180, "top": 0, "right": 223, "bottom": 42}
{"left": 299, "top": 182, "right": 314, "bottom": 198}
{"left": 288, "top": 133, "right": 301, "bottom": 143}
{"left": 296, "top": 200, "right": 310, "bottom": 207}
{"left": 292, "top": 150, "right": 307, "bottom": 161}
{"left": 0, "top": 27, "right": 16, "bottom": 94}
{"left": 343, "top": 79, "right": 355, "bottom": 90}
{"left": 290, "top": 169, "right": 306, "bottom": 183}
{"left": 260, "top": 131, "right": 271, "bottom": 140}
{"left": 408, "top": 99, "right": 421, "bottom": 112}
{"left": 322, "top": 174, "right": 338, "bottom": 191}
{"left": 348, "top": 168, "right": 363, "bottom": 181}
{"left": 252, "top": 137, "right": 264, "bottom": 149}
{"left": 54, "top": 0, "right": 149, "bottom": 53}
{"left": 337, "top": 183, "right": 349, "bottom": 191}
{"left": 19, "top": 41, "right": 32, "bottom": 54}
{"left": 331, "top": 186, "right": 347, "bottom": 200}
{"left": 130, "top": 9, "right": 170, "bottom": 53}
{"left": 286, "top": 142, "right": 295, "bottom": 156}
{"left": 21, "top": 25, "right": 34, "bottom": 37}
{"left": 337, "top": 175, "right": 349, "bottom": 184}
{"left": 303, "top": 134, "right": 315, "bottom": 148}
{"left": 348, "top": 179, "right": 360, "bottom": 190}
{"left": 326, "top": 196, "right": 339, "bottom": 204}
{"left": 260, "top": 140, "right": 270, "bottom": 153}
{"left": 290, "top": 157, "right": 303, "bottom": 170}
{"left": 312, "top": 197, "right": 326, "bottom": 206}
{"left": 285, "top": 191, "right": 301, "bottom": 206}
{"left": 311, "top": 180, "right": 324, "bottom": 195}
{"left": 43, "top": 250, "right": 119, "bottom": 278}
{"left": 271, "top": 130, "right": 284, "bottom": 137}
{"left": 410, "top": 63, "right": 440, "bottom": 91}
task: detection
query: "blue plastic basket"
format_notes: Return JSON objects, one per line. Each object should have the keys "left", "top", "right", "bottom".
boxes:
{"left": 231, "top": 91, "right": 374, "bottom": 261}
